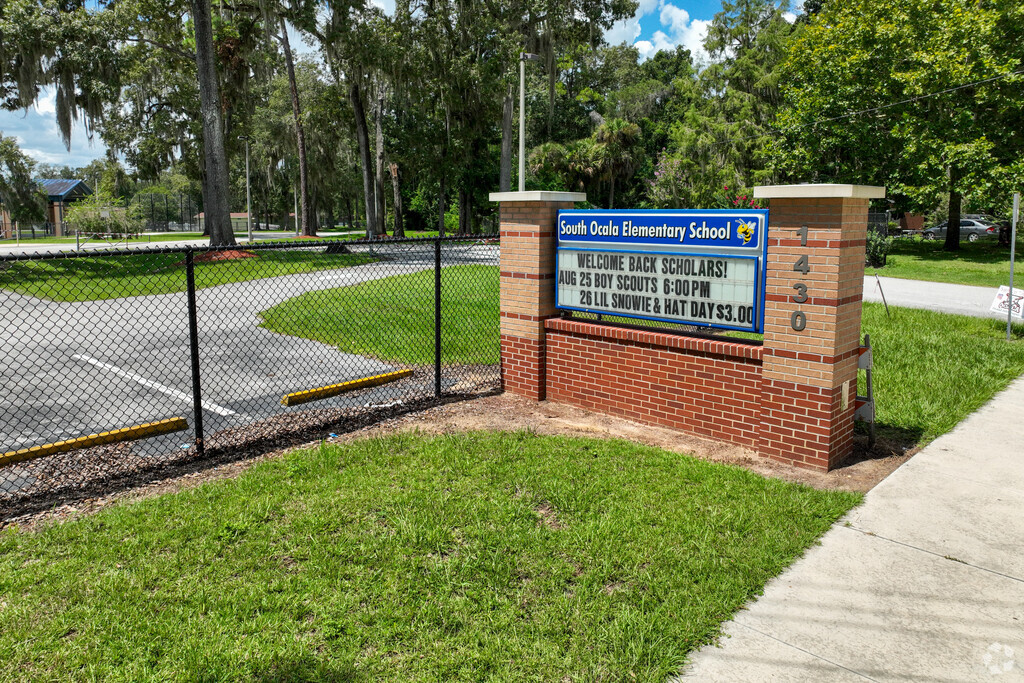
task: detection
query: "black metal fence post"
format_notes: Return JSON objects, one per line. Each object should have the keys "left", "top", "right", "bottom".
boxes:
{"left": 185, "top": 248, "right": 205, "bottom": 455}
{"left": 434, "top": 238, "right": 442, "bottom": 398}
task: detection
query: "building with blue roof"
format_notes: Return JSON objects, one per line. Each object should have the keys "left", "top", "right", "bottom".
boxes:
{"left": 37, "top": 179, "right": 93, "bottom": 237}
{"left": 2, "top": 179, "right": 93, "bottom": 239}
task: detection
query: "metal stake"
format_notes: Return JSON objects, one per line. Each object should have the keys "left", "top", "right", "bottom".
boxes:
{"left": 1009, "top": 192, "right": 1020, "bottom": 341}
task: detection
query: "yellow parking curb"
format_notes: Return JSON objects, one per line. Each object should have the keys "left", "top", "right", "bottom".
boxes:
{"left": 281, "top": 369, "right": 413, "bottom": 407}
{"left": 0, "top": 417, "right": 189, "bottom": 467}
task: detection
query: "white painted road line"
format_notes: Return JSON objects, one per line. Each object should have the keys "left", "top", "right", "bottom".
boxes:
{"left": 72, "top": 354, "right": 237, "bottom": 417}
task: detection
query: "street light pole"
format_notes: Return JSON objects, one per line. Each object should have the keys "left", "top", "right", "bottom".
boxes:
{"left": 519, "top": 53, "right": 541, "bottom": 193}
{"left": 239, "top": 136, "right": 252, "bottom": 243}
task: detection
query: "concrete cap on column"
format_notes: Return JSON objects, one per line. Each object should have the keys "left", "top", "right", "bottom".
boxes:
{"left": 489, "top": 191, "right": 588, "bottom": 202}
{"left": 753, "top": 184, "right": 885, "bottom": 199}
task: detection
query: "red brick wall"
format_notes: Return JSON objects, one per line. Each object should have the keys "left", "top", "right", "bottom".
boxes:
{"left": 501, "top": 334, "right": 545, "bottom": 400}
{"left": 494, "top": 186, "right": 878, "bottom": 472}
{"left": 760, "top": 379, "right": 854, "bottom": 470}
{"left": 545, "top": 319, "right": 764, "bottom": 449}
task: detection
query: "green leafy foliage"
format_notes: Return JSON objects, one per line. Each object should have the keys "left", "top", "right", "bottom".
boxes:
{"left": 865, "top": 230, "right": 893, "bottom": 267}
{"left": 0, "top": 134, "right": 45, "bottom": 221}
{"left": 772, "top": 0, "right": 1024, "bottom": 237}
{"left": 64, "top": 191, "right": 144, "bottom": 237}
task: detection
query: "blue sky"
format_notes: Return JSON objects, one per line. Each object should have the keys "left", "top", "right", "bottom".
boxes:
{"left": 0, "top": 0, "right": 781, "bottom": 170}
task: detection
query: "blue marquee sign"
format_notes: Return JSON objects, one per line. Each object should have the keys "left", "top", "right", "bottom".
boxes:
{"left": 555, "top": 209, "right": 769, "bottom": 333}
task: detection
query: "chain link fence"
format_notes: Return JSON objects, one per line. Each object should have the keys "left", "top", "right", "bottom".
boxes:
{"left": 0, "top": 235, "right": 500, "bottom": 519}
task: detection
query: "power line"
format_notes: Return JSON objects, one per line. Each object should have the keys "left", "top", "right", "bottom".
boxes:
{"left": 804, "top": 67, "right": 1024, "bottom": 127}
{"left": 697, "top": 67, "right": 1024, "bottom": 149}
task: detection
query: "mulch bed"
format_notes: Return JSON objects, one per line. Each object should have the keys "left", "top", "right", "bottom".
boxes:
{"left": 191, "top": 249, "right": 258, "bottom": 262}
{"left": 0, "top": 366, "right": 501, "bottom": 527}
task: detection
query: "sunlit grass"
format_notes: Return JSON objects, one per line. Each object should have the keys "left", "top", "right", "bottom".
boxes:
{"left": 0, "top": 431, "right": 859, "bottom": 681}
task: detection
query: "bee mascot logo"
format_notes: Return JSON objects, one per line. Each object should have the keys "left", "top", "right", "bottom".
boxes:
{"left": 737, "top": 220, "right": 756, "bottom": 245}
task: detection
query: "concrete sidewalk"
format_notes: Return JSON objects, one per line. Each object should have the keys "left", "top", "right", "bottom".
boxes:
{"left": 863, "top": 274, "right": 1008, "bottom": 319}
{"left": 679, "top": 375, "right": 1024, "bottom": 682}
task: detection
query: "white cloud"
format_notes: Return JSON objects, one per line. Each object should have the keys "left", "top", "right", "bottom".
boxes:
{"left": 605, "top": 17, "right": 643, "bottom": 46}
{"left": 607, "top": 1, "right": 712, "bottom": 66}
{"left": 0, "top": 88, "right": 106, "bottom": 169}
{"left": 33, "top": 90, "right": 56, "bottom": 116}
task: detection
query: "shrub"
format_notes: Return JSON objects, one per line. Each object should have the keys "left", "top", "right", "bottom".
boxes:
{"left": 866, "top": 229, "right": 892, "bottom": 267}
{"left": 66, "top": 192, "right": 144, "bottom": 237}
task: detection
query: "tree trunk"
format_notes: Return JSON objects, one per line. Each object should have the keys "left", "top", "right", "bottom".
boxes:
{"left": 280, "top": 18, "right": 313, "bottom": 237}
{"left": 349, "top": 81, "right": 377, "bottom": 238}
{"left": 944, "top": 164, "right": 961, "bottom": 252}
{"left": 344, "top": 196, "right": 353, "bottom": 231}
{"left": 460, "top": 188, "right": 471, "bottom": 236}
{"left": 608, "top": 175, "right": 615, "bottom": 210}
{"left": 499, "top": 84, "right": 513, "bottom": 192}
{"left": 374, "top": 89, "right": 387, "bottom": 236}
{"left": 389, "top": 162, "right": 404, "bottom": 237}
{"left": 191, "top": 0, "right": 234, "bottom": 246}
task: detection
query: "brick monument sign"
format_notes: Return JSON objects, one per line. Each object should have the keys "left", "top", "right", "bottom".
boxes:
{"left": 491, "top": 184, "right": 885, "bottom": 471}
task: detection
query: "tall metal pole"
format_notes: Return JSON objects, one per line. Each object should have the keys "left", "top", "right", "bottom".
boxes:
{"left": 245, "top": 138, "right": 252, "bottom": 242}
{"left": 434, "top": 238, "right": 442, "bottom": 398}
{"left": 518, "top": 55, "right": 526, "bottom": 193}
{"left": 517, "top": 53, "right": 540, "bottom": 192}
{"left": 1009, "top": 192, "right": 1020, "bottom": 341}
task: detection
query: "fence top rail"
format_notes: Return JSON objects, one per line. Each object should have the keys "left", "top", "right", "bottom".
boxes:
{"left": 0, "top": 233, "right": 500, "bottom": 262}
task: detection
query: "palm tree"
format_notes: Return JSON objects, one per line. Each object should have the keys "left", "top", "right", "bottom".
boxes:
{"left": 594, "top": 119, "right": 642, "bottom": 209}
{"left": 528, "top": 142, "right": 569, "bottom": 189}
{"left": 565, "top": 138, "right": 602, "bottom": 195}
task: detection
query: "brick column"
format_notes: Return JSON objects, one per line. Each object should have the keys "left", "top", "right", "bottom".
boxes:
{"left": 754, "top": 184, "right": 885, "bottom": 470}
{"left": 490, "top": 191, "right": 587, "bottom": 400}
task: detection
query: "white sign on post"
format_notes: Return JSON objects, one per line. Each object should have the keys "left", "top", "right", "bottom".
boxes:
{"left": 991, "top": 286, "right": 1024, "bottom": 319}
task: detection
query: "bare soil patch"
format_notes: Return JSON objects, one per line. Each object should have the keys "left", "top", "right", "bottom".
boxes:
{"left": 336, "top": 394, "right": 911, "bottom": 493}
{"left": 4, "top": 393, "right": 909, "bottom": 532}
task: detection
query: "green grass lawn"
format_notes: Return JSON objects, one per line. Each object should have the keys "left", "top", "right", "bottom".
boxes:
{"left": 260, "top": 264, "right": 499, "bottom": 365}
{"left": 874, "top": 236, "right": 1024, "bottom": 288}
{"left": 0, "top": 251, "right": 374, "bottom": 302}
{"left": 860, "top": 302, "right": 1024, "bottom": 444}
{"left": 0, "top": 431, "right": 859, "bottom": 681}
